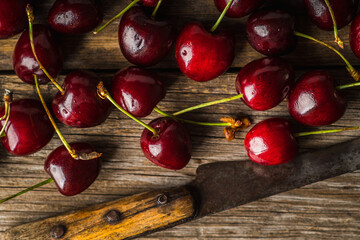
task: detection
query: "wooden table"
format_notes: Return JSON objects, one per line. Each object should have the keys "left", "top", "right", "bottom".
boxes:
{"left": 1, "top": 0, "right": 360, "bottom": 239}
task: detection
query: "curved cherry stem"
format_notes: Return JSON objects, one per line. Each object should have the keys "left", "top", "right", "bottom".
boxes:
{"left": 211, "top": 0, "right": 234, "bottom": 32}
{"left": 294, "top": 31, "right": 359, "bottom": 81}
{"left": 323, "top": 0, "right": 343, "bottom": 48}
{"left": 336, "top": 81, "right": 360, "bottom": 90}
{"left": 0, "top": 178, "right": 54, "bottom": 204}
{"left": 0, "top": 90, "right": 13, "bottom": 138}
{"left": 295, "top": 126, "right": 360, "bottom": 137}
{"left": 26, "top": 5, "right": 64, "bottom": 94}
{"left": 152, "top": 0, "right": 163, "bottom": 17}
{"left": 94, "top": 0, "right": 141, "bottom": 34}
{"left": 172, "top": 93, "right": 243, "bottom": 116}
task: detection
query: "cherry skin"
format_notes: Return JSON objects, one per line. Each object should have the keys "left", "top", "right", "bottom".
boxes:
{"left": 244, "top": 118, "right": 299, "bottom": 165}
{"left": 303, "top": 0, "right": 358, "bottom": 31}
{"left": 48, "top": 0, "right": 103, "bottom": 34}
{"left": 0, "top": 0, "right": 28, "bottom": 39}
{"left": 118, "top": 6, "right": 176, "bottom": 67}
{"left": 13, "top": 24, "right": 63, "bottom": 85}
{"left": 112, "top": 67, "right": 165, "bottom": 118}
{"left": 52, "top": 70, "right": 112, "bottom": 128}
{"left": 213, "top": 0, "right": 264, "bottom": 18}
{"left": 175, "top": 22, "right": 235, "bottom": 82}
{"left": 235, "top": 57, "right": 294, "bottom": 111}
{"left": 350, "top": 12, "right": 360, "bottom": 59}
{"left": 246, "top": 8, "right": 296, "bottom": 56}
{"left": 140, "top": 118, "right": 192, "bottom": 170}
{"left": 288, "top": 70, "right": 347, "bottom": 126}
{"left": 0, "top": 99, "right": 54, "bottom": 156}
{"left": 141, "top": 0, "right": 161, "bottom": 7}
{"left": 44, "top": 142, "right": 102, "bottom": 196}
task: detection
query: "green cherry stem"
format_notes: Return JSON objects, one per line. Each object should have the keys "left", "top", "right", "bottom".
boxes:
{"left": 336, "top": 81, "right": 360, "bottom": 90}
{"left": 323, "top": 0, "right": 343, "bottom": 48}
{"left": 94, "top": 0, "right": 141, "bottom": 34}
{"left": 0, "top": 90, "right": 13, "bottom": 138}
{"left": 295, "top": 126, "right": 360, "bottom": 138}
{"left": 294, "top": 31, "right": 360, "bottom": 81}
{"left": 152, "top": 0, "right": 163, "bottom": 17}
{"left": 210, "top": 0, "right": 234, "bottom": 32}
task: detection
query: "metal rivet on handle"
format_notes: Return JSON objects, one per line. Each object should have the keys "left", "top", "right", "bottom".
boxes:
{"left": 105, "top": 209, "right": 122, "bottom": 224}
{"left": 50, "top": 225, "right": 66, "bottom": 239}
{"left": 157, "top": 193, "right": 168, "bottom": 205}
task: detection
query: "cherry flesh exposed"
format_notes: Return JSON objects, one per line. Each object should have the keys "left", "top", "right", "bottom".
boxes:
{"left": 214, "top": 0, "right": 264, "bottom": 18}
{"left": 350, "top": 12, "right": 360, "bottom": 59}
{"left": 0, "top": 0, "right": 28, "bottom": 39}
{"left": 0, "top": 99, "right": 54, "bottom": 156}
{"left": 118, "top": 6, "right": 176, "bottom": 67}
{"left": 52, "top": 70, "right": 112, "bottom": 128}
{"left": 246, "top": 8, "right": 296, "bottom": 56}
{"left": 112, "top": 67, "right": 165, "bottom": 118}
{"left": 244, "top": 118, "right": 299, "bottom": 165}
{"left": 44, "top": 142, "right": 102, "bottom": 196}
{"left": 13, "top": 24, "right": 63, "bottom": 85}
{"left": 140, "top": 117, "right": 192, "bottom": 170}
{"left": 288, "top": 70, "right": 347, "bottom": 126}
{"left": 48, "top": 0, "right": 103, "bottom": 34}
{"left": 235, "top": 57, "right": 294, "bottom": 111}
{"left": 175, "top": 22, "right": 235, "bottom": 82}
{"left": 303, "top": 0, "right": 358, "bottom": 31}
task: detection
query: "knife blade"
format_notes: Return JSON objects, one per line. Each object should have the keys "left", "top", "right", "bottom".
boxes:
{"left": 3, "top": 137, "right": 360, "bottom": 240}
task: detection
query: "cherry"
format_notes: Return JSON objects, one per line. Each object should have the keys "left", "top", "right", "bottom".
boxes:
{"left": 235, "top": 57, "right": 294, "bottom": 111}
{"left": 13, "top": 24, "right": 63, "bottom": 85}
{"left": 112, "top": 67, "right": 165, "bottom": 118}
{"left": 0, "top": 0, "right": 28, "bottom": 39}
{"left": 48, "top": 0, "right": 103, "bottom": 34}
{"left": 142, "top": 0, "right": 161, "bottom": 7}
{"left": 140, "top": 117, "right": 192, "bottom": 170}
{"left": 244, "top": 118, "right": 299, "bottom": 165}
{"left": 118, "top": 6, "right": 176, "bottom": 67}
{"left": 0, "top": 99, "right": 54, "bottom": 156}
{"left": 214, "top": 0, "right": 264, "bottom": 18}
{"left": 288, "top": 70, "right": 347, "bottom": 126}
{"left": 52, "top": 70, "right": 112, "bottom": 128}
{"left": 44, "top": 142, "right": 102, "bottom": 196}
{"left": 350, "top": 12, "right": 360, "bottom": 59}
{"left": 175, "top": 22, "right": 235, "bottom": 82}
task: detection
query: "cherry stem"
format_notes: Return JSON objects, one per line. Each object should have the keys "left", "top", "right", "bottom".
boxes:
{"left": 323, "top": 0, "right": 343, "bottom": 48}
{"left": 336, "top": 81, "right": 360, "bottom": 90}
{"left": 0, "top": 90, "right": 13, "bottom": 138}
{"left": 295, "top": 126, "right": 360, "bottom": 138}
{"left": 0, "top": 178, "right": 54, "bottom": 204}
{"left": 172, "top": 93, "right": 243, "bottom": 116}
{"left": 210, "top": 0, "right": 234, "bottom": 32}
{"left": 294, "top": 31, "right": 359, "bottom": 81}
{"left": 94, "top": 0, "right": 141, "bottom": 34}
{"left": 152, "top": 0, "right": 163, "bottom": 17}
{"left": 26, "top": 5, "right": 65, "bottom": 94}
{"left": 96, "top": 82, "right": 158, "bottom": 135}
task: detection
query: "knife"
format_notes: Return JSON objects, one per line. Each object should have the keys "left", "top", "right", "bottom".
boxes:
{"left": 3, "top": 137, "right": 360, "bottom": 240}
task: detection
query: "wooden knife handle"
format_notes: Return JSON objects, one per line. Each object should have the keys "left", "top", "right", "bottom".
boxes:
{"left": 3, "top": 186, "right": 197, "bottom": 240}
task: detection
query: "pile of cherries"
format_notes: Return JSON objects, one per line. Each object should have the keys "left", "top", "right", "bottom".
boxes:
{"left": 1, "top": 0, "right": 360, "bottom": 202}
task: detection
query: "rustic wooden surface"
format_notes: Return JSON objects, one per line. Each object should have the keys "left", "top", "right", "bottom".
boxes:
{"left": 0, "top": 0, "right": 360, "bottom": 239}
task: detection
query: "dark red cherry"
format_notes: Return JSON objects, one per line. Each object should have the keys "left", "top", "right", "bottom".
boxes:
{"left": 0, "top": 0, "right": 28, "bottom": 39}
{"left": 288, "top": 70, "right": 347, "bottom": 126}
{"left": 13, "top": 24, "right": 63, "bottom": 85}
{"left": 118, "top": 6, "right": 176, "bottom": 67}
{"left": 52, "top": 70, "right": 112, "bottom": 128}
{"left": 244, "top": 118, "right": 299, "bottom": 165}
{"left": 0, "top": 99, "right": 54, "bottom": 156}
{"left": 112, "top": 67, "right": 165, "bottom": 118}
{"left": 44, "top": 142, "right": 102, "bottom": 196}
{"left": 350, "top": 12, "right": 360, "bottom": 59}
{"left": 140, "top": 118, "right": 192, "bottom": 170}
{"left": 235, "top": 57, "right": 294, "bottom": 111}
{"left": 214, "top": 0, "right": 264, "bottom": 18}
{"left": 141, "top": 0, "right": 161, "bottom": 7}
{"left": 246, "top": 8, "right": 296, "bottom": 56}
{"left": 48, "top": 0, "right": 103, "bottom": 34}
{"left": 175, "top": 22, "right": 235, "bottom": 82}
{"left": 303, "top": 0, "right": 358, "bottom": 31}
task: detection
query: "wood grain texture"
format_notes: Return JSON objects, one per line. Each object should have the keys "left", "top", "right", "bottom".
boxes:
{"left": 0, "top": 0, "right": 360, "bottom": 239}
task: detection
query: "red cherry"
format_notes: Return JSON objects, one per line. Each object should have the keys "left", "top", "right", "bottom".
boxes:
{"left": 0, "top": 0, "right": 28, "bottom": 39}
{"left": 140, "top": 118, "right": 192, "bottom": 170}
{"left": 288, "top": 70, "right": 347, "bottom": 126}
{"left": 13, "top": 24, "right": 63, "bottom": 85}
{"left": 175, "top": 22, "right": 235, "bottom": 82}
{"left": 235, "top": 57, "right": 294, "bottom": 111}
{"left": 141, "top": 0, "right": 161, "bottom": 7}
{"left": 112, "top": 67, "right": 165, "bottom": 118}
{"left": 350, "top": 12, "right": 360, "bottom": 59}
{"left": 52, "top": 71, "right": 112, "bottom": 128}
{"left": 0, "top": 99, "right": 54, "bottom": 156}
{"left": 213, "top": 0, "right": 264, "bottom": 18}
{"left": 44, "top": 142, "right": 102, "bottom": 196}
{"left": 244, "top": 118, "right": 299, "bottom": 165}
{"left": 48, "top": 0, "right": 103, "bottom": 34}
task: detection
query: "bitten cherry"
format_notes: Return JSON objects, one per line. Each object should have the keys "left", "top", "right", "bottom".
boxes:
{"left": 214, "top": 0, "right": 264, "bottom": 18}
{"left": 0, "top": 0, "right": 28, "bottom": 39}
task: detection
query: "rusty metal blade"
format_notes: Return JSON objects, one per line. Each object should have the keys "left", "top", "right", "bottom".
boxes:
{"left": 193, "top": 137, "right": 360, "bottom": 217}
